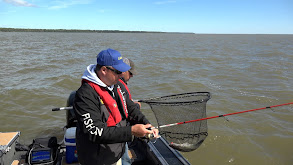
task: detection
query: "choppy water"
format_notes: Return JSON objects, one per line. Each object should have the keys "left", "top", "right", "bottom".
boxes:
{"left": 1, "top": 32, "right": 293, "bottom": 165}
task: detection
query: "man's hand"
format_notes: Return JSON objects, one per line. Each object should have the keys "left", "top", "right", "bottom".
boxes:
{"left": 131, "top": 124, "right": 160, "bottom": 139}
{"left": 131, "top": 124, "right": 153, "bottom": 137}
{"left": 134, "top": 101, "right": 141, "bottom": 108}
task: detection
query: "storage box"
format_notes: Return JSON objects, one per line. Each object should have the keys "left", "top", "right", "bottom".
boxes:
{"left": 0, "top": 132, "right": 20, "bottom": 165}
{"left": 64, "top": 127, "right": 78, "bottom": 164}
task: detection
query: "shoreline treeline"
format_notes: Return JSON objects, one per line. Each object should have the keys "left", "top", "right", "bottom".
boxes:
{"left": 0, "top": 27, "right": 173, "bottom": 33}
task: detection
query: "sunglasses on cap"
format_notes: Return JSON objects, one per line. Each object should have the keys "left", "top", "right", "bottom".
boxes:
{"left": 106, "top": 66, "right": 122, "bottom": 75}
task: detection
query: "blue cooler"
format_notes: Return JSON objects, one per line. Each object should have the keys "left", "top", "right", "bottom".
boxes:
{"left": 65, "top": 127, "right": 78, "bottom": 164}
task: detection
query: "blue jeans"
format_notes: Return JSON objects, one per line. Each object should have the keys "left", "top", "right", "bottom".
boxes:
{"left": 121, "top": 143, "right": 132, "bottom": 165}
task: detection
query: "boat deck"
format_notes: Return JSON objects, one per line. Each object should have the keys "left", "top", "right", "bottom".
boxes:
{"left": 1, "top": 132, "right": 190, "bottom": 165}
{"left": 0, "top": 132, "right": 19, "bottom": 146}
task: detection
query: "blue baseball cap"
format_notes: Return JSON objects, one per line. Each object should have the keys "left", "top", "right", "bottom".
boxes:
{"left": 97, "top": 48, "right": 131, "bottom": 72}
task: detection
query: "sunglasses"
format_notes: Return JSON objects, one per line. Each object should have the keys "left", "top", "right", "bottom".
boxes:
{"left": 106, "top": 66, "right": 122, "bottom": 75}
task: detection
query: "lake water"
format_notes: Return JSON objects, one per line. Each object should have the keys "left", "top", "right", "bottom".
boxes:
{"left": 1, "top": 32, "right": 293, "bottom": 165}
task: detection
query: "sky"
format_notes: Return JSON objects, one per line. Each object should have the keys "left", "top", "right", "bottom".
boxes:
{"left": 0, "top": 0, "right": 292, "bottom": 34}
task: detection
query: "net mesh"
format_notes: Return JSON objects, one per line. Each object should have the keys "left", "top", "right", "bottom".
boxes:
{"left": 141, "top": 92, "right": 211, "bottom": 152}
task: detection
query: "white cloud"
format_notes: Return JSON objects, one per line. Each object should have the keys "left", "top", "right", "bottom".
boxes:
{"left": 154, "top": 1, "right": 176, "bottom": 5}
{"left": 3, "top": 0, "right": 37, "bottom": 7}
{"left": 48, "top": 0, "right": 93, "bottom": 10}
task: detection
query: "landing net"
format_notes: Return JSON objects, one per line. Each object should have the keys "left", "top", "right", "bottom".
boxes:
{"left": 141, "top": 92, "right": 211, "bottom": 152}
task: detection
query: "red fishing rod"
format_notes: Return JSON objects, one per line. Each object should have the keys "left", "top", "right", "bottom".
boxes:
{"left": 156, "top": 102, "right": 293, "bottom": 129}
{"left": 52, "top": 102, "right": 293, "bottom": 129}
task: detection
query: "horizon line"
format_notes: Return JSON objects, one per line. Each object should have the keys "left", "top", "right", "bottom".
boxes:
{"left": 0, "top": 27, "right": 292, "bottom": 35}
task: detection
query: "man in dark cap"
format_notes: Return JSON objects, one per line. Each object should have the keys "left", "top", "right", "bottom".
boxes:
{"left": 119, "top": 58, "right": 140, "bottom": 165}
{"left": 119, "top": 58, "right": 140, "bottom": 106}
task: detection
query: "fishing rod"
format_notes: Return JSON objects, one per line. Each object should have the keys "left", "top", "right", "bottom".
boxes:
{"left": 154, "top": 102, "right": 293, "bottom": 129}
{"left": 52, "top": 102, "right": 293, "bottom": 129}
{"left": 52, "top": 106, "right": 73, "bottom": 111}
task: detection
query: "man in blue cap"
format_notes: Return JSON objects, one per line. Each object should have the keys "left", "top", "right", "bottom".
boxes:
{"left": 74, "top": 48, "right": 157, "bottom": 165}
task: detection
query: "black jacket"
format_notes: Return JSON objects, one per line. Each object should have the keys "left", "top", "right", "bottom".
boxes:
{"left": 74, "top": 81, "right": 149, "bottom": 165}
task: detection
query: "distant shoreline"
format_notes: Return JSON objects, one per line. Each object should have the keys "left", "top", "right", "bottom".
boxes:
{"left": 0, "top": 27, "right": 192, "bottom": 34}
{"left": 2, "top": 28, "right": 290, "bottom": 35}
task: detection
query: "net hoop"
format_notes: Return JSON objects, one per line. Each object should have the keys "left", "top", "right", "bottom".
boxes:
{"left": 141, "top": 92, "right": 211, "bottom": 152}
{"left": 140, "top": 92, "right": 211, "bottom": 105}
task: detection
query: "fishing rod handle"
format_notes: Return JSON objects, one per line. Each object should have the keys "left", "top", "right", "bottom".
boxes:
{"left": 52, "top": 106, "right": 73, "bottom": 111}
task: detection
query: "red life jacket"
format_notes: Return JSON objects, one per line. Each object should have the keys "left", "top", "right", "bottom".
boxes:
{"left": 118, "top": 79, "right": 132, "bottom": 100}
{"left": 83, "top": 79, "right": 128, "bottom": 127}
